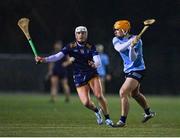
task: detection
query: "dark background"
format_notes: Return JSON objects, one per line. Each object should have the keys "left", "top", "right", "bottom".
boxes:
{"left": 0, "top": 0, "right": 179, "bottom": 94}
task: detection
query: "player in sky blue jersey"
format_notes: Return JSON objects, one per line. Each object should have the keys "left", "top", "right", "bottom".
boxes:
{"left": 35, "top": 26, "right": 113, "bottom": 127}
{"left": 112, "top": 20, "right": 155, "bottom": 127}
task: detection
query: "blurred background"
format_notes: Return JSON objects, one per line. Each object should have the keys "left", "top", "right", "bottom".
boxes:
{"left": 0, "top": 0, "right": 179, "bottom": 95}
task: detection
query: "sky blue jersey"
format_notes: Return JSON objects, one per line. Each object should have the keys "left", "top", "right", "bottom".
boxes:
{"left": 97, "top": 53, "right": 109, "bottom": 77}
{"left": 112, "top": 35, "right": 145, "bottom": 73}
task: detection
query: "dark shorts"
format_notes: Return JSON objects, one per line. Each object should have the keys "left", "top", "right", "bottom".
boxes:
{"left": 125, "top": 70, "right": 146, "bottom": 83}
{"left": 52, "top": 70, "right": 68, "bottom": 79}
{"left": 73, "top": 71, "right": 98, "bottom": 87}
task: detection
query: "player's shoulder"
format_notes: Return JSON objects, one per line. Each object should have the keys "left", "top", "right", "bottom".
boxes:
{"left": 112, "top": 36, "right": 118, "bottom": 42}
{"left": 66, "top": 41, "right": 94, "bottom": 49}
{"left": 112, "top": 37, "right": 121, "bottom": 45}
{"left": 112, "top": 36, "right": 124, "bottom": 43}
{"left": 85, "top": 42, "right": 95, "bottom": 49}
{"left": 67, "top": 41, "right": 77, "bottom": 49}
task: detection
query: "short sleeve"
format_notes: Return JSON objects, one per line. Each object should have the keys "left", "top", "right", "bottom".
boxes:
{"left": 112, "top": 37, "right": 120, "bottom": 46}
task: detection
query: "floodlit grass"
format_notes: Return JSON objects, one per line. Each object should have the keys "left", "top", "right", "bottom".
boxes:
{"left": 0, "top": 93, "right": 180, "bottom": 136}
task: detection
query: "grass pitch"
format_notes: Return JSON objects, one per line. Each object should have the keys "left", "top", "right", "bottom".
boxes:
{"left": 0, "top": 93, "right": 180, "bottom": 137}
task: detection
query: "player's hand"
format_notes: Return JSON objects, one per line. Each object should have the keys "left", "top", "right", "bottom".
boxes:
{"left": 131, "top": 36, "right": 140, "bottom": 47}
{"left": 35, "top": 56, "right": 45, "bottom": 63}
{"left": 88, "top": 60, "right": 96, "bottom": 68}
{"left": 69, "top": 57, "right": 75, "bottom": 63}
{"left": 62, "top": 57, "right": 75, "bottom": 67}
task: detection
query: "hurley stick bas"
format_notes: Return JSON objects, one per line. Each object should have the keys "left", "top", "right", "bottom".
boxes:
{"left": 137, "top": 19, "right": 156, "bottom": 38}
{"left": 18, "top": 18, "right": 38, "bottom": 57}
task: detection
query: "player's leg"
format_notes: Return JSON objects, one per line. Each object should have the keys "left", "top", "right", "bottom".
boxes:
{"left": 89, "top": 76, "right": 113, "bottom": 126}
{"left": 76, "top": 84, "right": 96, "bottom": 110}
{"left": 76, "top": 84, "right": 103, "bottom": 125}
{"left": 50, "top": 75, "right": 59, "bottom": 102}
{"left": 89, "top": 77, "right": 108, "bottom": 114}
{"left": 117, "top": 77, "right": 138, "bottom": 127}
{"left": 131, "top": 84, "right": 149, "bottom": 109}
{"left": 131, "top": 84, "right": 155, "bottom": 123}
{"left": 61, "top": 78, "right": 71, "bottom": 102}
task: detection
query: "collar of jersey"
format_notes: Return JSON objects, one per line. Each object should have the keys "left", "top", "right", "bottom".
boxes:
{"left": 77, "top": 42, "right": 85, "bottom": 47}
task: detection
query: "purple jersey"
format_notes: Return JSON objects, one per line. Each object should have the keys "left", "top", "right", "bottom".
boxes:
{"left": 61, "top": 42, "right": 98, "bottom": 75}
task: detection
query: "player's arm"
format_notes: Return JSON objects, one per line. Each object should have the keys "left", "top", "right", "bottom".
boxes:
{"left": 131, "top": 36, "right": 140, "bottom": 47}
{"left": 113, "top": 37, "right": 134, "bottom": 52}
{"left": 88, "top": 45, "right": 102, "bottom": 68}
{"left": 35, "top": 45, "right": 69, "bottom": 63}
{"left": 88, "top": 55, "right": 102, "bottom": 68}
{"left": 129, "top": 37, "right": 142, "bottom": 61}
{"left": 62, "top": 55, "right": 75, "bottom": 67}
{"left": 129, "top": 46, "right": 137, "bottom": 61}
{"left": 93, "top": 55, "right": 102, "bottom": 68}
{"left": 35, "top": 51, "right": 65, "bottom": 63}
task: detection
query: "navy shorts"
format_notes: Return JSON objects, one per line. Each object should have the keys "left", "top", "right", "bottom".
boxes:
{"left": 52, "top": 70, "right": 67, "bottom": 79}
{"left": 125, "top": 70, "right": 145, "bottom": 83}
{"left": 73, "top": 71, "right": 98, "bottom": 87}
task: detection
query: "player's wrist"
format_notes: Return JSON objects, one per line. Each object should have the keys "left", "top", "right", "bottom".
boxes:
{"left": 43, "top": 57, "right": 49, "bottom": 63}
{"left": 130, "top": 43, "right": 135, "bottom": 47}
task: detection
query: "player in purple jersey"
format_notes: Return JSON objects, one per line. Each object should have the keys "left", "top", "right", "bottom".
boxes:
{"left": 46, "top": 40, "right": 71, "bottom": 103}
{"left": 112, "top": 20, "right": 155, "bottom": 127}
{"left": 35, "top": 26, "right": 113, "bottom": 127}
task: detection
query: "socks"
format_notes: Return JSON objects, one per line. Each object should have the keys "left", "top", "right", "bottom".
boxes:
{"left": 120, "top": 116, "right": 127, "bottom": 123}
{"left": 104, "top": 114, "right": 110, "bottom": 120}
{"left": 144, "top": 108, "right": 150, "bottom": 115}
{"left": 94, "top": 108, "right": 110, "bottom": 120}
{"left": 94, "top": 108, "right": 99, "bottom": 113}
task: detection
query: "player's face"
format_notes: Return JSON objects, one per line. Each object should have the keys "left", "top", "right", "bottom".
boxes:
{"left": 96, "top": 45, "right": 104, "bottom": 53}
{"left": 54, "top": 43, "right": 62, "bottom": 52}
{"left": 75, "top": 31, "right": 87, "bottom": 43}
{"left": 114, "top": 29, "right": 125, "bottom": 37}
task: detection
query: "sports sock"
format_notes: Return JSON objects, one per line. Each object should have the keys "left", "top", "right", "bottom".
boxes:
{"left": 94, "top": 108, "right": 99, "bottom": 113}
{"left": 104, "top": 114, "right": 110, "bottom": 120}
{"left": 144, "top": 108, "right": 150, "bottom": 115}
{"left": 120, "top": 116, "right": 127, "bottom": 123}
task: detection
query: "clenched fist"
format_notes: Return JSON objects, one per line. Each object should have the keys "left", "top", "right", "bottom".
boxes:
{"left": 35, "top": 56, "right": 45, "bottom": 63}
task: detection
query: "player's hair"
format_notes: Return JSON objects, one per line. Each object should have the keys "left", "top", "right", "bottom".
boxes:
{"left": 114, "top": 20, "right": 131, "bottom": 32}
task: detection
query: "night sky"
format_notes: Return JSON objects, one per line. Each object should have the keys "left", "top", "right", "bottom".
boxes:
{"left": 0, "top": 0, "right": 179, "bottom": 93}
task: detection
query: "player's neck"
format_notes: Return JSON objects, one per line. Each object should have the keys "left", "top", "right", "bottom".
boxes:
{"left": 76, "top": 41, "right": 86, "bottom": 46}
{"left": 124, "top": 33, "right": 130, "bottom": 38}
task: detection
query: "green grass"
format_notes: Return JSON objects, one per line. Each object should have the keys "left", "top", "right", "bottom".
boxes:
{"left": 0, "top": 93, "right": 180, "bottom": 137}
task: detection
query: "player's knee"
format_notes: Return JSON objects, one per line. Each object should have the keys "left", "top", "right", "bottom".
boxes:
{"left": 120, "top": 88, "right": 129, "bottom": 98}
{"left": 95, "top": 93, "right": 103, "bottom": 100}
